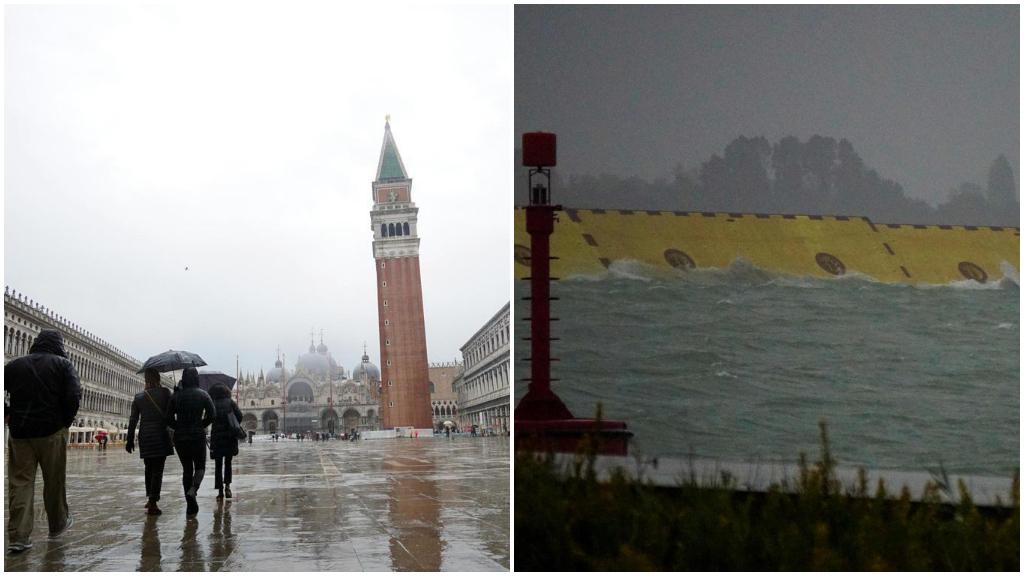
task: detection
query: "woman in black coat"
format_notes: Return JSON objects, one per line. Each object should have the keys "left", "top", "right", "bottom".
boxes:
{"left": 208, "top": 384, "right": 243, "bottom": 500}
{"left": 126, "top": 369, "right": 174, "bottom": 515}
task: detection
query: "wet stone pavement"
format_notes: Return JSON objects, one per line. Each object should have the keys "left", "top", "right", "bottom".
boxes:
{"left": 4, "top": 436, "right": 509, "bottom": 571}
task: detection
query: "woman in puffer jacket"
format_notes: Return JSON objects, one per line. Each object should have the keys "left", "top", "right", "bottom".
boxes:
{"left": 208, "top": 384, "right": 243, "bottom": 500}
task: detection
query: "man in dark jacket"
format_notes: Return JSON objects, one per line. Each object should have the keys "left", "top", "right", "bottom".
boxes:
{"left": 167, "top": 367, "right": 215, "bottom": 517}
{"left": 4, "top": 329, "right": 81, "bottom": 553}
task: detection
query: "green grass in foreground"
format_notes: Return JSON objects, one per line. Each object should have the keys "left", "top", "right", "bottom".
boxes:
{"left": 515, "top": 421, "right": 1019, "bottom": 571}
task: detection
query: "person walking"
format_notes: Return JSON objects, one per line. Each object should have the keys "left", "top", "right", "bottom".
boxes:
{"left": 167, "top": 368, "right": 215, "bottom": 517}
{"left": 126, "top": 369, "right": 174, "bottom": 515}
{"left": 4, "top": 329, "right": 81, "bottom": 554}
{"left": 208, "top": 384, "right": 242, "bottom": 500}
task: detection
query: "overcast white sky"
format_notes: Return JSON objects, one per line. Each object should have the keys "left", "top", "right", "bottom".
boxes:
{"left": 4, "top": 3, "right": 512, "bottom": 377}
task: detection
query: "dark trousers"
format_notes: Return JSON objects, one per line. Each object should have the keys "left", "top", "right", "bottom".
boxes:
{"left": 214, "top": 456, "right": 233, "bottom": 489}
{"left": 143, "top": 457, "right": 167, "bottom": 502}
{"left": 175, "top": 438, "right": 206, "bottom": 496}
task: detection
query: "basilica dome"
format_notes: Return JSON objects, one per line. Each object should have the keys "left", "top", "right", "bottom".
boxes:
{"left": 296, "top": 340, "right": 343, "bottom": 379}
{"left": 267, "top": 359, "right": 287, "bottom": 384}
{"left": 352, "top": 352, "right": 381, "bottom": 382}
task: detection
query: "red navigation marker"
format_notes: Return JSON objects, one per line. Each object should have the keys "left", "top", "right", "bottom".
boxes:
{"left": 514, "top": 132, "right": 631, "bottom": 455}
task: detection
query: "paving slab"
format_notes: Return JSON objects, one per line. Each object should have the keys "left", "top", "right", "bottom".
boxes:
{"left": 4, "top": 436, "right": 509, "bottom": 571}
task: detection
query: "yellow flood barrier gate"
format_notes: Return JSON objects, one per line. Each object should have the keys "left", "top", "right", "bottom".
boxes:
{"left": 514, "top": 208, "right": 1020, "bottom": 285}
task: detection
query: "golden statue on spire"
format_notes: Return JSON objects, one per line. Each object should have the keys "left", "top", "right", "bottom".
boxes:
{"left": 385, "top": 113, "right": 391, "bottom": 125}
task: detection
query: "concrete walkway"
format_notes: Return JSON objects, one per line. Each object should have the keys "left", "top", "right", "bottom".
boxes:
{"left": 5, "top": 436, "right": 509, "bottom": 571}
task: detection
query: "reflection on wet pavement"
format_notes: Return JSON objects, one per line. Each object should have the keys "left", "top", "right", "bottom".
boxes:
{"left": 4, "top": 437, "right": 509, "bottom": 571}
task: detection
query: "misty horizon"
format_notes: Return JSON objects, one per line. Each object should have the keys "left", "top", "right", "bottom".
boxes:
{"left": 516, "top": 4, "right": 1018, "bottom": 217}
{"left": 514, "top": 131, "right": 1019, "bottom": 226}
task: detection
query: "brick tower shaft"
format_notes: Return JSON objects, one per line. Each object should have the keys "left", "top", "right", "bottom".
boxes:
{"left": 370, "top": 119, "right": 432, "bottom": 430}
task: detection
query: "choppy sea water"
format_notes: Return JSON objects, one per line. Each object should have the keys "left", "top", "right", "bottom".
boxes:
{"left": 514, "top": 260, "right": 1020, "bottom": 477}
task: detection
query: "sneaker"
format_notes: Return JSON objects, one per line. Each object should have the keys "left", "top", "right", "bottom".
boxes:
{"left": 7, "top": 541, "right": 33, "bottom": 554}
{"left": 225, "top": 486, "right": 232, "bottom": 499}
{"left": 49, "top": 512, "right": 74, "bottom": 538}
{"left": 185, "top": 495, "right": 199, "bottom": 517}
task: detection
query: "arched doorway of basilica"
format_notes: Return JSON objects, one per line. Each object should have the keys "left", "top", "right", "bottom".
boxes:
{"left": 287, "top": 381, "right": 315, "bottom": 403}
{"left": 263, "top": 410, "right": 279, "bottom": 434}
{"left": 342, "top": 408, "right": 361, "bottom": 432}
{"left": 285, "top": 380, "right": 316, "bottom": 433}
{"left": 321, "top": 408, "right": 340, "bottom": 435}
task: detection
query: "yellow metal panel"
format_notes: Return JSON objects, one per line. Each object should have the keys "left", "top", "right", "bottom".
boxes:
{"left": 514, "top": 209, "right": 605, "bottom": 279}
{"left": 572, "top": 210, "right": 904, "bottom": 282}
{"left": 875, "top": 225, "right": 1019, "bottom": 284}
{"left": 513, "top": 208, "right": 1020, "bottom": 285}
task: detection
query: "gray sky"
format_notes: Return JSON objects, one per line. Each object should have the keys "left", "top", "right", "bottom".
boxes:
{"left": 515, "top": 5, "right": 1018, "bottom": 204}
{"left": 5, "top": 4, "right": 511, "bottom": 377}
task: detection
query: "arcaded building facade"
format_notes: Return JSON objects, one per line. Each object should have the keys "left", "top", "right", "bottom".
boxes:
{"left": 370, "top": 120, "right": 433, "bottom": 430}
{"left": 455, "top": 303, "right": 511, "bottom": 433}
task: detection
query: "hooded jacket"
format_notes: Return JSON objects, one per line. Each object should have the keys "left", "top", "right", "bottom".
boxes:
{"left": 167, "top": 367, "right": 216, "bottom": 443}
{"left": 209, "top": 384, "right": 243, "bottom": 458}
{"left": 4, "top": 330, "right": 82, "bottom": 439}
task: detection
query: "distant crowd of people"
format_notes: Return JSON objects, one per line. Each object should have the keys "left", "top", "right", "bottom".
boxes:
{"left": 270, "top": 429, "right": 360, "bottom": 442}
{"left": 434, "top": 423, "right": 507, "bottom": 438}
{"left": 4, "top": 330, "right": 246, "bottom": 555}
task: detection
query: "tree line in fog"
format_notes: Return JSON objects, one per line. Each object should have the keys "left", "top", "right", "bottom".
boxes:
{"left": 517, "top": 135, "right": 1019, "bottom": 226}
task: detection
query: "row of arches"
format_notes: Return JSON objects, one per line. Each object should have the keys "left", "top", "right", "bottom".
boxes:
{"left": 432, "top": 401, "right": 457, "bottom": 418}
{"left": 240, "top": 407, "right": 378, "bottom": 434}
{"left": 81, "top": 387, "right": 130, "bottom": 416}
{"left": 76, "top": 417, "right": 126, "bottom": 429}
{"left": 463, "top": 360, "right": 509, "bottom": 398}
{"left": 380, "top": 221, "right": 411, "bottom": 238}
{"left": 462, "top": 404, "right": 510, "bottom": 434}
{"left": 5, "top": 326, "right": 34, "bottom": 358}
{"left": 69, "top": 416, "right": 129, "bottom": 444}
{"left": 465, "top": 323, "right": 510, "bottom": 368}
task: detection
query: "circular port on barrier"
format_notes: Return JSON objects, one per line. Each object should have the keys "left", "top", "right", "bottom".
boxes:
{"left": 514, "top": 244, "right": 531, "bottom": 267}
{"left": 958, "top": 261, "right": 988, "bottom": 283}
{"left": 815, "top": 252, "right": 846, "bottom": 276}
{"left": 664, "top": 249, "right": 696, "bottom": 270}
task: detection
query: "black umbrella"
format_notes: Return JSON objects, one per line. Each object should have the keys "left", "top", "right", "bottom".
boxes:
{"left": 136, "top": 350, "right": 207, "bottom": 374}
{"left": 197, "top": 370, "right": 236, "bottom": 392}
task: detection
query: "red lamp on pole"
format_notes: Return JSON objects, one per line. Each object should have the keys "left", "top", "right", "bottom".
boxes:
{"left": 514, "top": 132, "right": 631, "bottom": 455}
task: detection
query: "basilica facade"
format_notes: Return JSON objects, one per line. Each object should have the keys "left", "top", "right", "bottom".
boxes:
{"left": 236, "top": 338, "right": 382, "bottom": 436}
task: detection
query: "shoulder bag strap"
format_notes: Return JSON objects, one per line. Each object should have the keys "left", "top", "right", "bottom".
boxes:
{"left": 143, "top": 389, "right": 166, "bottom": 418}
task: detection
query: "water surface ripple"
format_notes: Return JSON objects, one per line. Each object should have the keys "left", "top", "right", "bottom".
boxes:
{"left": 514, "top": 261, "right": 1019, "bottom": 476}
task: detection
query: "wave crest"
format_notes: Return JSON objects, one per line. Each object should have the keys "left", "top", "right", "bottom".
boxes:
{"left": 558, "top": 257, "right": 1018, "bottom": 291}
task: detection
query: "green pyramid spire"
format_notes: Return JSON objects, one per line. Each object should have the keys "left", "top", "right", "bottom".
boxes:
{"left": 376, "top": 119, "right": 408, "bottom": 182}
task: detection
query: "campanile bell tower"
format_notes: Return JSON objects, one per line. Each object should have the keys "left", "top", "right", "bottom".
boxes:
{"left": 370, "top": 119, "right": 432, "bottom": 430}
